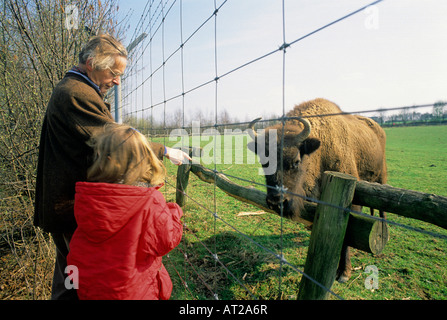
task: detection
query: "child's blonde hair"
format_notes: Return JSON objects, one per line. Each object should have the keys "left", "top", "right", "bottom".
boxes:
{"left": 87, "top": 123, "right": 166, "bottom": 186}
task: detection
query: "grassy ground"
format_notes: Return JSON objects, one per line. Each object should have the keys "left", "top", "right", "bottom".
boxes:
{"left": 1, "top": 125, "right": 446, "bottom": 300}
{"left": 160, "top": 125, "right": 447, "bottom": 300}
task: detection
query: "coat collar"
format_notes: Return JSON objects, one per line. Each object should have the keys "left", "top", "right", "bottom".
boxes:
{"left": 66, "top": 66, "right": 102, "bottom": 96}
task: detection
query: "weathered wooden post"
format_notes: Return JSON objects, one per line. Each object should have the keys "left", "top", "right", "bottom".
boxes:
{"left": 345, "top": 213, "right": 388, "bottom": 255}
{"left": 176, "top": 163, "right": 191, "bottom": 206}
{"left": 175, "top": 147, "right": 201, "bottom": 206}
{"left": 297, "top": 171, "right": 357, "bottom": 300}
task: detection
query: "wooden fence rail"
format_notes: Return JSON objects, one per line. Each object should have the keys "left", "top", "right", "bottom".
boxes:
{"left": 354, "top": 181, "right": 447, "bottom": 229}
{"left": 176, "top": 164, "right": 389, "bottom": 254}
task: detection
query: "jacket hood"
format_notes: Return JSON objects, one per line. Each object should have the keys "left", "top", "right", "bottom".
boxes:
{"left": 74, "top": 182, "right": 158, "bottom": 242}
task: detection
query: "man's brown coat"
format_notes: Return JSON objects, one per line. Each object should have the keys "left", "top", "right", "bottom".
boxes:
{"left": 34, "top": 73, "right": 165, "bottom": 233}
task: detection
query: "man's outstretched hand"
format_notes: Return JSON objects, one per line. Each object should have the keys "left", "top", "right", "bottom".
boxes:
{"left": 164, "top": 147, "right": 192, "bottom": 165}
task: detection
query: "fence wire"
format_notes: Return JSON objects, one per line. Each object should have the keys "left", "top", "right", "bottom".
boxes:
{"left": 118, "top": 0, "right": 446, "bottom": 300}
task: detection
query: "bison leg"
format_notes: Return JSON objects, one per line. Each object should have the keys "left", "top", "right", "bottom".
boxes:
{"left": 336, "top": 244, "right": 351, "bottom": 283}
{"left": 336, "top": 203, "right": 364, "bottom": 283}
{"left": 370, "top": 207, "right": 387, "bottom": 219}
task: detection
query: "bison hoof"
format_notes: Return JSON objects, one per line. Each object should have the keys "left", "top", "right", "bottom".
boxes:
{"left": 336, "top": 274, "right": 349, "bottom": 284}
{"left": 336, "top": 270, "right": 351, "bottom": 283}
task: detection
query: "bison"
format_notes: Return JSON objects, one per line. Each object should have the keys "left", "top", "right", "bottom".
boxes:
{"left": 247, "top": 98, "right": 387, "bottom": 282}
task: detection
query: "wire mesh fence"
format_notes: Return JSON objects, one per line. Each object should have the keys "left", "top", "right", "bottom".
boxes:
{"left": 1, "top": 0, "right": 446, "bottom": 300}
{"left": 116, "top": 0, "right": 447, "bottom": 300}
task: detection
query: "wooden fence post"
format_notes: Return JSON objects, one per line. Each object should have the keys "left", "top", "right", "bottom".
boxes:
{"left": 176, "top": 163, "right": 191, "bottom": 207}
{"left": 175, "top": 146, "right": 201, "bottom": 206}
{"left": 298, "top": 171, "right": 357, "bottom": 300}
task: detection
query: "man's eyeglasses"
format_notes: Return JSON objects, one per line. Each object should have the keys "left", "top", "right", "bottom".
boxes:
{"left": 107, "top": 67, "right": 123, "bottom": 79}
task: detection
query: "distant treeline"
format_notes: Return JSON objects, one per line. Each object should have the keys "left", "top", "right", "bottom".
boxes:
{"left": 124, "top": 101, "right": 447, "bottom": 135}
{"left": 380, "top": 119, "right": 447, "bottom": 128}
{"left": 371, "top": 101, "right": 447, "bottom": 127}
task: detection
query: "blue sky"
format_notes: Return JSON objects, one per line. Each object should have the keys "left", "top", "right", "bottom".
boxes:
{"left": 117, "top": 0, "right": 447, "bottom": 122}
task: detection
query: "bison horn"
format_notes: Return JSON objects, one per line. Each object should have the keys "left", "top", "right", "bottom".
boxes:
{"left": 248, "top": 117, "right": 262, "bottom": 140}
{"left": 288, "top": 117, "right": 312, "bottom": 142}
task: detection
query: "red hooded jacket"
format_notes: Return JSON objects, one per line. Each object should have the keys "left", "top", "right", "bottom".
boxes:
{"left": 67, "top": 182, "right": 183, "bottom": 300}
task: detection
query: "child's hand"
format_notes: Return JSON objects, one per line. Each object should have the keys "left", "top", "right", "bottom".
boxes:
{"left": 164, "top": 147, "right": 192, "bottom": 165}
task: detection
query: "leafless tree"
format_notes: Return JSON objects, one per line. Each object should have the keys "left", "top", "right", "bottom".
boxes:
{"left": 0, "top": 0, "right": 127, "bottom": 299}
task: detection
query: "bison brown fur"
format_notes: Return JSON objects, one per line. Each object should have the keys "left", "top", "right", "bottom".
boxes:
{"left": 247, "top": 98, "right": 387, "bottom": 282}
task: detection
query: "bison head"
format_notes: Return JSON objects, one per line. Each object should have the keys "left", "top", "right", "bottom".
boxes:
{"left": 247, "top": 117, "right": 320, "bottom": 220}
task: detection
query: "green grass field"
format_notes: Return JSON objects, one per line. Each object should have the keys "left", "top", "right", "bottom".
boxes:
{"left": 157, "top": 125, "right": 447, "bottom": 300}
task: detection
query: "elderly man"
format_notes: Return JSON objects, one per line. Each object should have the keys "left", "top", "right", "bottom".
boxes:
{"left": 34, "top": 34, "right": 189, "bottom": 300}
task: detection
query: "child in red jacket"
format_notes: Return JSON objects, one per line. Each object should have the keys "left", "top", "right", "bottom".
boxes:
{"left": 67, "top": 124, "right": 183, "bottom": 300}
